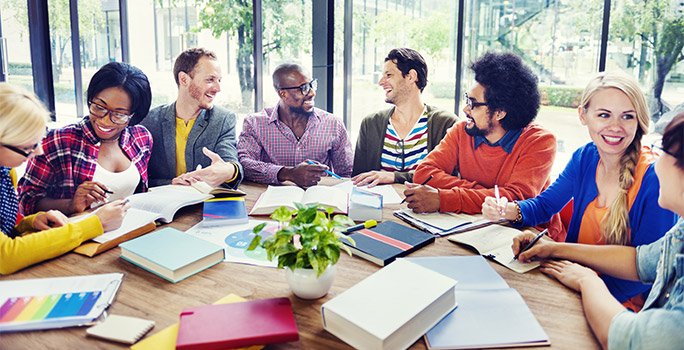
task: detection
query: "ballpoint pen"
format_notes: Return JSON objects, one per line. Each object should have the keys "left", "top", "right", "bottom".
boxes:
{"left": 400, "top": 175, "right": 433, "bottom": 204}
{"left": 513, "top": 229, "right": 548, "bottom": 260}
{"left": 494, "top": 184, "right": 504, "bottom": 216}
{"left": 306, "top": 159, "right": 342, "bottom": 179}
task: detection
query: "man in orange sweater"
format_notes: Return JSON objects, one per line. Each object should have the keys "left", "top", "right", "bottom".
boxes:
{"left": 405, "top": 52, "right": 557, "bottom": 218}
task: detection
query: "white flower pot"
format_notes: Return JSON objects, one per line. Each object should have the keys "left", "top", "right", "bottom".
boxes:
{"left": 284, "top": 264, "right": 336, "bottom": 300}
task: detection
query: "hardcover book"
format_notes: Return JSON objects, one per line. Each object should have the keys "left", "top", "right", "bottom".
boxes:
{"left": 343, "top": 221, "right": 435, "bottom": 266}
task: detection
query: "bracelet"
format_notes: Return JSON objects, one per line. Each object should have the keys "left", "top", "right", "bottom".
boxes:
{"left": 513, "top": 202, "right": 523, "bottom": 224}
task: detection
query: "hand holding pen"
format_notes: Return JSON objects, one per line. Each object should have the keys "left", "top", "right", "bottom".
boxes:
{"left": 512, "top": 229, "right": 550, "bottom": 262}
{"left": 306, "top": 160, "right": 342, "bottom": 179}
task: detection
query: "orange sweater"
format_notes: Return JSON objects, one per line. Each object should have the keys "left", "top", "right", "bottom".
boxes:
{"left": 414, "top": 121, "right": 557, "bottom": 215}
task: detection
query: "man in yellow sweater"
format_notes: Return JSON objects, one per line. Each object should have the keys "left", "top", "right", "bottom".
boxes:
{"left": 142, "top": 47, "right": 243, "bottom": 189}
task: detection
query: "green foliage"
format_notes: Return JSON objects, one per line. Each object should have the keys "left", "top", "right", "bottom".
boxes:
{"left": 539, "top": 85, "right": 583, "bottom": 108}
{"left": 369, "top": 10, "right": 450, "bottom": 59}
{"left": 248, "top": 203, "right": 355, "bottom": 277}
{"left": 428, "top": 81, "right": 454, "bottom": 99}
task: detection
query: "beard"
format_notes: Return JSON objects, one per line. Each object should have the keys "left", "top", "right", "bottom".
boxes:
{"left": 465, "top": 114, "right": 494, "bottom": 138}
{"left": 288, "top": 105, "right": 315, "bottom": 117}
{"left": 189, "top": 82, "right": 212, "bottom": 109}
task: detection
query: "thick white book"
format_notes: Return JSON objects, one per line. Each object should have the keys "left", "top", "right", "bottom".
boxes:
{"left": 321, "top": 259, "right": 457, "bottom": 350}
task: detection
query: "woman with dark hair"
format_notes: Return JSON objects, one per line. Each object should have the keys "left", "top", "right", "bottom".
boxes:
{"left": 18, "top": 62, "right": 153, "bottom": 215}
{"left": 507, "top": 112, "right": 684, "bottom": 349}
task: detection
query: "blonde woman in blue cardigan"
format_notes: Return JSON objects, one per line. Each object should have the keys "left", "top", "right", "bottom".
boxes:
{"left": 0, "top": 83, "right": 129, "bottom": 274}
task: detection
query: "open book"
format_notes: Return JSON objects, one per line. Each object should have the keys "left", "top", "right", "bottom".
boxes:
{"left": 73, "top": 185, "right": 214, "bottom": 257}
{"left": 393, "top": 209, "right": 497, "bottom": 235}
{"left": 249, "top": 185, "right": 348, "bottom": 215}
{"left": 447, "top": 224, "right": 540, "bottom": 274}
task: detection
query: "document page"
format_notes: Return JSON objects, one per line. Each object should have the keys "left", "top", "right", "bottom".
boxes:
{"left": 93, "top": 208, "right": 160, "bottom": 244}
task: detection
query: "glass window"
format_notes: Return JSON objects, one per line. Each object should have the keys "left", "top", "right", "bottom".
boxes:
{"left": 344, "top": 0, "right": 458, "bottom": 144}
{"left": 79, "top": 0, "right": 121, "bottom": 115}
{"left": 0, "top": 1, "right": 34, "bottom": 91}
{"left": 262, "top": 1, "right": 313, "bottom": 109}
{"left": 127, "top": 0, "right": 253, "bottom": 116}
{"left": 607, "top": 0, "right": 684, "bottom": 118}
{"left": 48, "top": 0, "right": 79, "bottom": 121}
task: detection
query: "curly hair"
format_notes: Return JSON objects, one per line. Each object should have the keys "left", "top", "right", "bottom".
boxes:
{"left": 86, "top": 62, "right": 152, "bottom": 126}
{"left": 470, "top": 52, "right": 540, "bottom": 130}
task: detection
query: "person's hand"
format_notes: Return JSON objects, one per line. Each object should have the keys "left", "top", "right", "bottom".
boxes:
{"left": 278, "top": 161, "right": 328, "bottom": 188}
{"left": 540, "top": 260, "right": 600, "bottom": 293}
{"left": 403, "top": 182, "right": 440, "bottom": 213}
{"left": 32, "top": 210, "right": 68, "bottom": 230}
{"left": 94, "top": 200, "right": 131, "bottom": 232}
{"left": 512, "top": 230, "right": 557, "bottom": 263}
{"left": 482, "top": 196, "right": 508, "bottom": 221}
{"left": 173, "top": 148, "right": 236, "bottom": 187}
{"left": 70, "top": 181, "right": 110, "bottom": 213}
{"left": 352, "top": 170, "right": 395, "bottom": 187}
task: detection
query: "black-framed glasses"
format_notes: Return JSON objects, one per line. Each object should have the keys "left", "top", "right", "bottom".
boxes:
{"left": 88, "top": 101, "right": 134, "bottom": 125}
{"left": 1, "top": 142, "right": 40, "bottom": 158}
{"left": 464, "top": 92, "right": 488, "bottom": 109}
{"left": 395, "top": 139, "right": 406, "bottom": 171}
{"left": 279, "top": 79, "right": 318, "bottom": 96}
{"left": 651, "top": 139, "right": 674, "bottom": 158}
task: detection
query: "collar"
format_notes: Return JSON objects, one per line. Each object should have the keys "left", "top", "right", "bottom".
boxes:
{"left": 268, "top": 104, "right": 320, "bottom": 124}
{"left": 473, "top": 128, "right": 523, "bottom": 153}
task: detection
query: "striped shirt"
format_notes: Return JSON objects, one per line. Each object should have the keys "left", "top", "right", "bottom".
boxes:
{"left": 381, "top": 109, "right": 429, "bottom": 172}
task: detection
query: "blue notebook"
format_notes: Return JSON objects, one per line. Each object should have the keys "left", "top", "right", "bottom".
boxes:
{"left": 343, "top": 221, "right": 434, "bottom": 266}
{"left": 119, "top": 228, "right": 224, "bottom": 283}
{"left": 408, "top": 256, "right": 550, "bottom": 349}
{"left": 202, "top": 197, "right": 248, "bottom": 226}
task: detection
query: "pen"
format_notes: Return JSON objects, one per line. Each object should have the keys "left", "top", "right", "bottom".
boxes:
{"left": 494, "top": 184, "right": 504, "bottom": 215}
{"left": 400, "top": 175, "right": 433, "bottom": 204}
{"left": 513, "top": 229, "right": 548, "bottom": 260}
{"left": 343, "top": 220, "right": 378, "bottom": 234}
{"left": 103, "top": 189, "right": 114, "bottom": 195}
{"left": 306, "top": 159, "right": 342, "bottom": 179}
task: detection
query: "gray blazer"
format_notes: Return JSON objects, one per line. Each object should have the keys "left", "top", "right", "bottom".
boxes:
{"left": 141, "top": 102, "right": 244, "bottom": 188}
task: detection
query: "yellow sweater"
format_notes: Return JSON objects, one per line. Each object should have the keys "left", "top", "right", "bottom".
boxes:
{"left": 0, "top": 169, "right": 104, "bottom": 275}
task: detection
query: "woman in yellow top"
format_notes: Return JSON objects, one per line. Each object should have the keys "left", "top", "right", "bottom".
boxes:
{"left": 0, "top": 83, "right": 129, "bottom": 275}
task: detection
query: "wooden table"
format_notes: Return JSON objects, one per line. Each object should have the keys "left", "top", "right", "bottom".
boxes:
{"left": 1, "top": 181, "right": 599, "bottom": 349}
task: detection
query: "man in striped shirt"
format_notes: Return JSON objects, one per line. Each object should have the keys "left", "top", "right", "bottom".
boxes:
{"left": 238, "top": 63, "right": 353, "bottom": 187}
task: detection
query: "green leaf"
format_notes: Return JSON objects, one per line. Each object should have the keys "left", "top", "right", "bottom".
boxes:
{"left": 271, "top": 206, "right": 294, "bottom": 222}
{"left": 252, "top": 222, "right": 267, "bottom": 234}
{"left": 247, "top": 235, "right": 262, "bottom": 251}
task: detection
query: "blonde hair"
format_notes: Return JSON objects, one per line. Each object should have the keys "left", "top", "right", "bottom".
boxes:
{"left": 579, "top": 72, "right": 650, "bottom": 245}
{"left": 0, "top": 83, "right": 50, "bottom": 145}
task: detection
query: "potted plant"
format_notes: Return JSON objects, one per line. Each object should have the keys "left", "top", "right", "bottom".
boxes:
{"left": 248, "top": 203, "right": 355, "bottom": 299}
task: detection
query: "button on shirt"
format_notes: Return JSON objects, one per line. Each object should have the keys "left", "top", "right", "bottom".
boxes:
{"left": 238, "top": 106, "right": 353, "bottom": 184}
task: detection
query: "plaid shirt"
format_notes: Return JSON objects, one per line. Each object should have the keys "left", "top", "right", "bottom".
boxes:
{"left": 18, "top": 118, "right": 153, "bottom": 215}
{"left": 238, "top": 106, "right": 353, "bottom": 184}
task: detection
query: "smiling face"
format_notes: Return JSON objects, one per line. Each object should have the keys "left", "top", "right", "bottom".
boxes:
{"left": 579, "top": 88, "right": 639, "bottom": 158}
{"left": 279, "top": 70, "right": 316, "bottom": 115}
{"left": 185, "top": 56, "right": 222, "bottom": 109}
{"left": 463, "top": 83, "right": 496, "bottom": 137}
{"left": 88, "top": 86, "right": 132, "bottom": 141}
{"left": 378, "top": 60, "right": 413, "bottom": 105}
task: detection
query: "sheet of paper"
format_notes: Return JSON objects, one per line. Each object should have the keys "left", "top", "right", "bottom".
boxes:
{"left": 450, "top": 224, "right": 519, "bottom": 253}
{"left": 333, "top": 181, "right": 403, "bottom": 204}
{"left": 486, "top": 245, "right": 540, "bottom": 274}
{"left": 185, "top": 220, "right": 279, "bottom": 268}
{"left": 396, "top": 209, "right": 479, "bottom": 231}
{"left": 92, "top": 208, "right": 160, "bottom": 244}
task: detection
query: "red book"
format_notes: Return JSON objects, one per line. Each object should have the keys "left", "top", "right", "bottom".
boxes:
{"left": 176, "top": 297, "right": 299, "bottom": 350}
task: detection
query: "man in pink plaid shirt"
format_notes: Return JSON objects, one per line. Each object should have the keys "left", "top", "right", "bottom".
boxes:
{"left": 238, "top": 63, "right": 353, "bottom": 187}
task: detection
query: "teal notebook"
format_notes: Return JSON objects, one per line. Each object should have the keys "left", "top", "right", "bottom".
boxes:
{"left": 408, "top": 256, "right": 550, "bottom": 349}
{"left": 119, "top": 228, "right": 224, "bottom": 283}
{"left": 202, "top": 198, "right": 248, "bottom": 226}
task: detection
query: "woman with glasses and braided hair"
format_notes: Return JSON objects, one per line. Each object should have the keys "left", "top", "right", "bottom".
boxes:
{"left": 0, "top": 83, "right": 129, "bottom": 274}
{"left": 483, "top": 72, "right": 677, "bottom": 312}
{"left": 18, "top": 62, "right": 153, "bottom": 216}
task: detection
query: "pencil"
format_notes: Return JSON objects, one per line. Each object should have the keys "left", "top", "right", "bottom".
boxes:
{"left": 400, "top": 175, "right": 433, "bottom": 204}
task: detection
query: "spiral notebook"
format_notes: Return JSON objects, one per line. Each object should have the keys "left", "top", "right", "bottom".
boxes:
{"left": 86, "top": 315, "right": 155, "bottom": 344}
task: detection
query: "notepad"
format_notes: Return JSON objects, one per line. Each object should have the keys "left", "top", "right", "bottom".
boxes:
{"left": 86, "top": 314, "right": 154, "bottom": 344}
{"left": 393, "top": 209, "right": 497, "bottom": 235}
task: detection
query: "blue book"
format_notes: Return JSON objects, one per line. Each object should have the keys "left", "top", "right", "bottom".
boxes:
{"left": 119, "top": 228, "right": 224, "bottom": 283}
{"left": 343, "top": 221, "right": 434, "bottom": 266}
{"left": 408, "top": 256, "right": 550, "bottom": 349}
{"left": 202, "top": 197, "right": 248, "bottom": 226}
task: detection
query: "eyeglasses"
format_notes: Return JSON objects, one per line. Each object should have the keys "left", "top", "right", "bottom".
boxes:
{"left": 88, "top": 101, "right": 134, "bottom": 125}
{"left": 464, "top": 92, "right": 488, "bottom": 109}
{"left": 395, "top": 139, "right": 406, "bottom": 171}
{"left": 651, "top": 139, "right": 674, "bottom": 158}
{"left": 1, "top": 142, "right": 40, "bottom": 158}
{"left": 279, "top": 79, "right": 318, "bottom": 96}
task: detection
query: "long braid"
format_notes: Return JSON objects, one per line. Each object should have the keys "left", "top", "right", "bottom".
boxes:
{"left": 601, "top": 133, "right": 641, "bottom": 245}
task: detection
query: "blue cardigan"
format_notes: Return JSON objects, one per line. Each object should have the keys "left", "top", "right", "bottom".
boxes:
{"left": 517, "top": 143, "right": 678, "bottom": 303}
